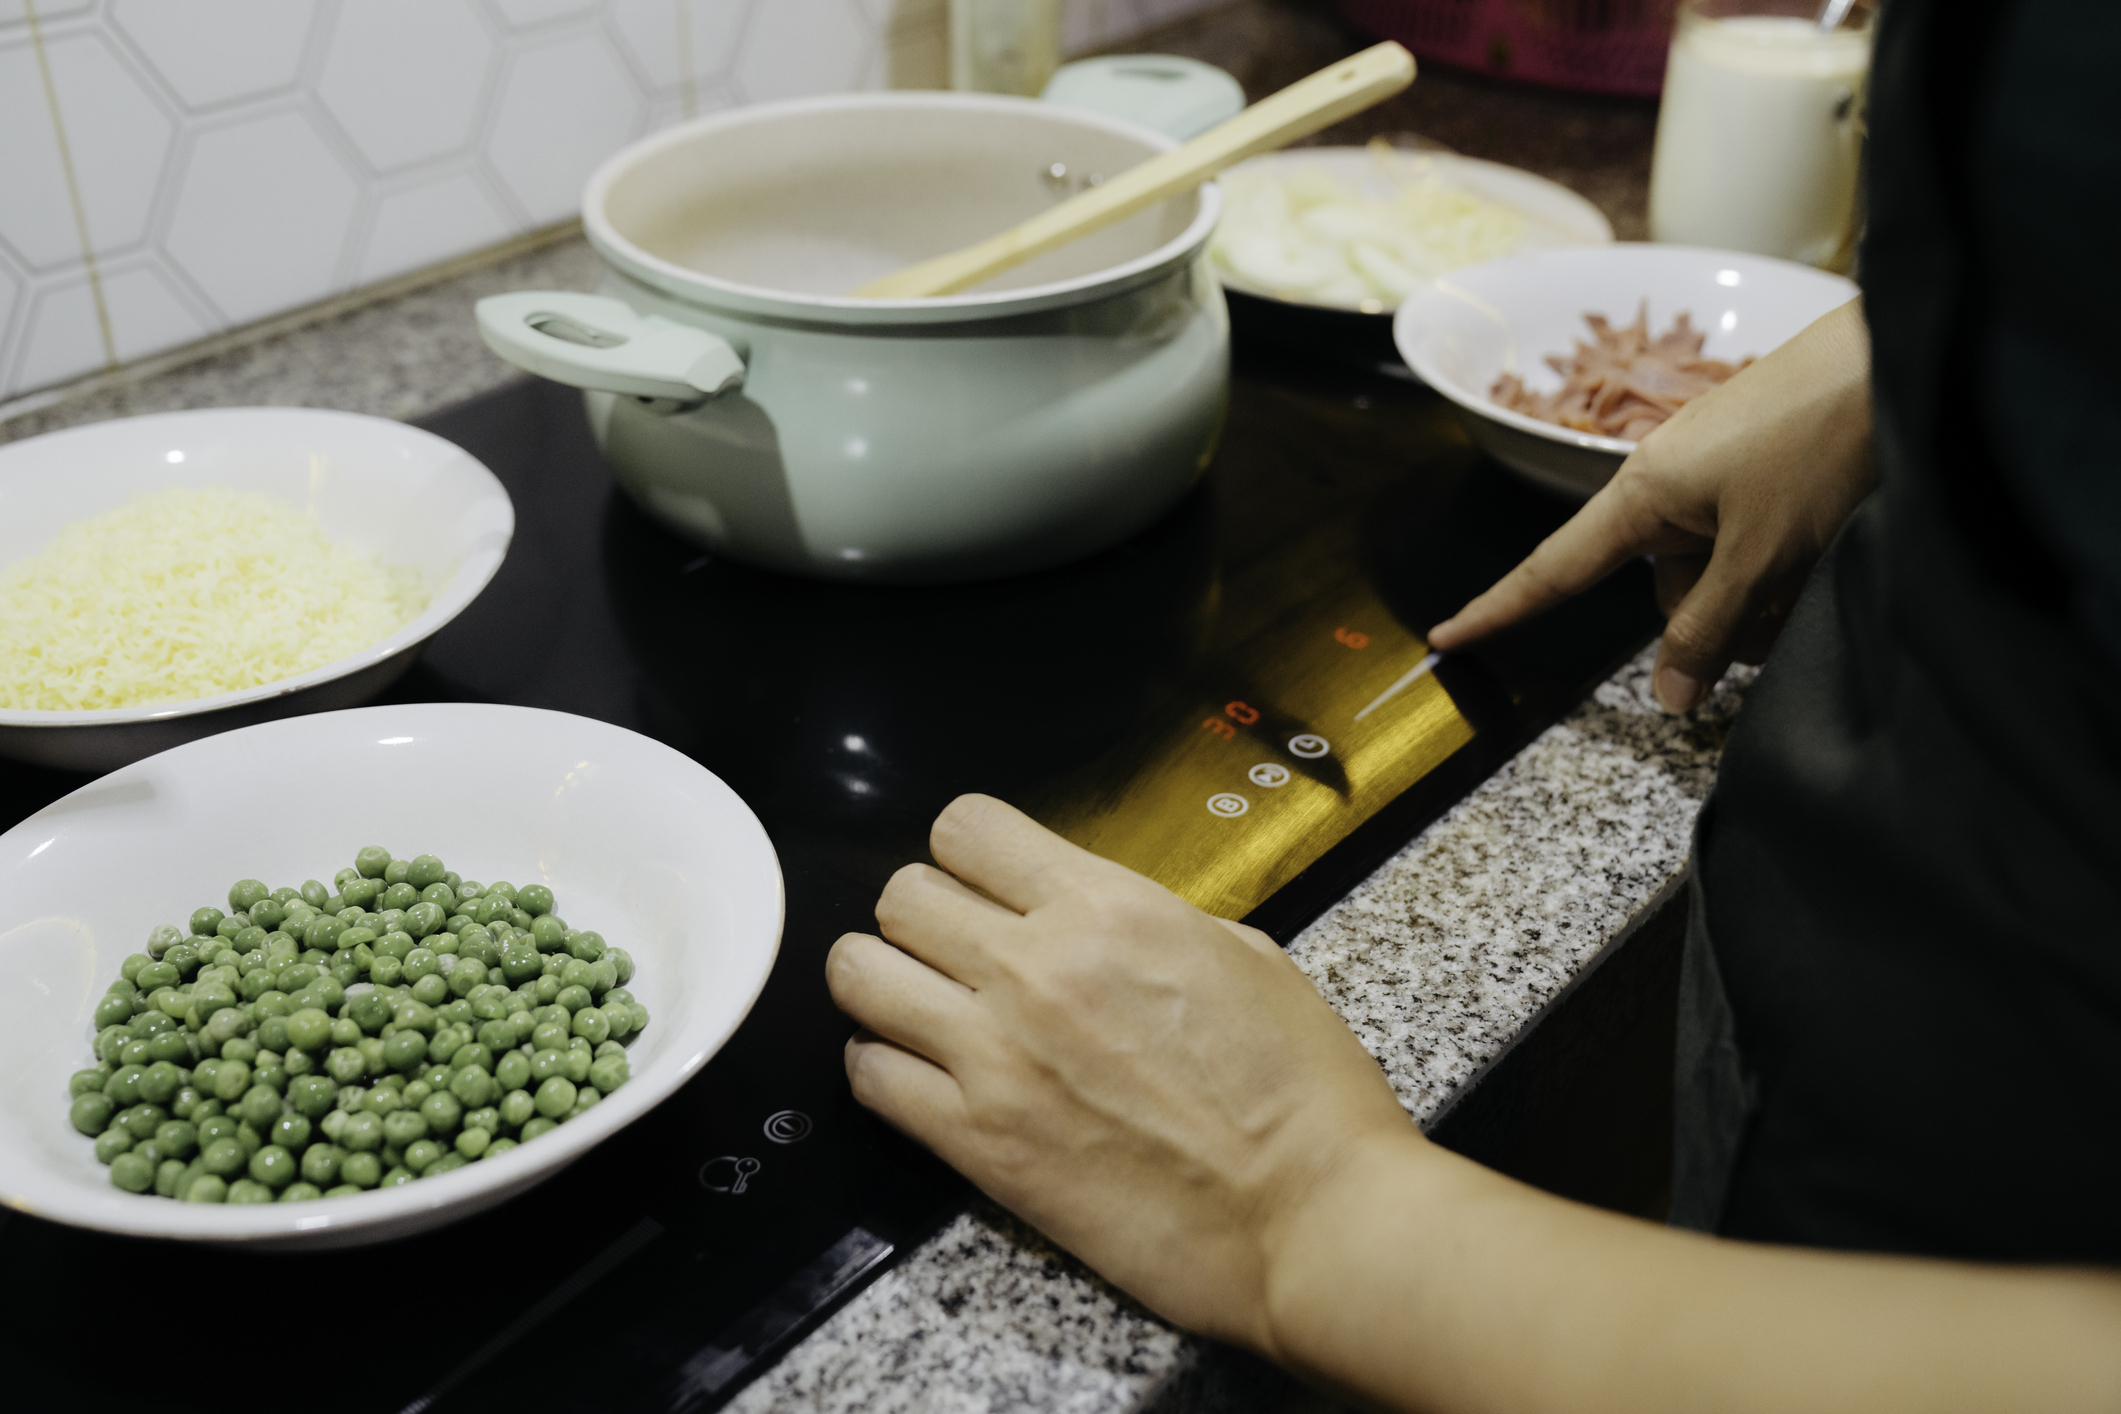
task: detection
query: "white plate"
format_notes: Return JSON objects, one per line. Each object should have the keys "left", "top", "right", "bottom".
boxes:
{"left": 1211, "top": 146, "right": 1614, "bottom": 315}
{"left": 0, "top": 408, "right": 514, "bottom": 771}
{"left": 0, "top": 703, "right": 783, "bottom": 1248}
{"left": 1394, "top": 244, "right": 1860, "bottom": 498}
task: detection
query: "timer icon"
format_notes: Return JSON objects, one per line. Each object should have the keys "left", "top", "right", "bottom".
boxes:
{"left": 1287, "top": 734, "right": 1330, "bottom": 759}
{"left": 1206, "top": 792, "right": 1250, "bottom": 818}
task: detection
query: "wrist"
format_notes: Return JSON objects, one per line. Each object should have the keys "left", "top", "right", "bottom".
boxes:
{"left": 1252, "top": 1119, "right": 1455, "bottom": 1366}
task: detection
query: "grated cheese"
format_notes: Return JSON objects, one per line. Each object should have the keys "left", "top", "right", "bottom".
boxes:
{"left": 0, "top": 486, "right": 429, "bottom": 712}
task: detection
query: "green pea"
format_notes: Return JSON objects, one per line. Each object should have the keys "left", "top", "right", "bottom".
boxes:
{"left": 249, "top": 898, "right": 286, "bottom": 931}
{"left": 215, "top": 914, "right": 248, "bottom": 939}
{"left": 407, "top": 974, "right": 447, "bottom": 1010}
{"left": 419, "top": 883, "right": 458, "bottom": 913}
{"left": 563, "top": 1047, "right": 593, "bottom": 1084}
{"left": 340, "top": 1150, "right": 382, "bottom": 1188}
{"left": 375, "top": 1165, "right": 413, "bottom": 1189}
{"left": 499, "top": 943, "right": 541, "bottom": 984}
{"left": 107, "top": 1151, "right": 155, "bottom": 1192}
{"left": 519, "top": 1116, "right": 559, "bottom": 1142}
{"left": 120, "top": 952, "right": 154, "bottom": 982}
{"left": 93, "top": 992, "right": 134, "bottom": 1029}
{"left": 136, "top": 961, "right": 179, "bottom": 992}
{"left": 269, "top": 1112, "right": 312, "bottom": 1151}
{"left": 273, "top": 963, "right": 317, "bottom": 996}
{"left": 529, "top": 1019, "right": 570, "bottom": 1054}
{"left": 181, "top": 1173, "right": 227, "bottom": 1203}
{"left": 405, "top": 854, "right": 445, "bottom": 889}
{"left": 518, "top": 885, "right": 554, "bottom": 917}
{"left": 360, "top": 1085, "right": 402, "bottom": 1115}
{"left": 326, "top": 1046, "right": 370, "bottom": 1084}
{"left": 379, "top": 1109, "right": 429, "bottom": 1149}
{"left": 68, "top": 1068, "right": 108, "bottom": 1098}
{"left": 325, "top": 1017, "right": 358, "bottom": 1049}
{"left": 402, "top": 948, "right": 439, "bottom": 983}
{"left": 154, "top": 1157, "right": 187, "bottom": 1196}
{"left": 493, "top": 1050, "right": 531, "bottom": 1092}
{"left": 94, "top": 1129, "right": 134, "bottom": 1164}
{"left": 355, "top": 846, "right": 392, "bottom": 879}
{"left": 299, "top": 1142, "right": 343, "bottom": 1185}
{"left": 277, "top": 1181, "right": 322, "bottom": 1203}
{"left": 498, "top": 1089, "right": 535, "bottom": 1127}
{"left": 286, "top": 1074, "right": 338, "bottom": 1118}
{"left": 530, "top": 915, "right": 568, "bottom": 952}
{"left": 189, "top": 907, "right": 225, "bottom": 937}
{"left": 447, "top": 960, "right": 486, "bottom": 998}
{"left": 403, "top": 902, "right": 445, "bottom": 940}
{"left": 221, "top": 1036, "right": 259, "bottom": 1065}
{"left": 449, "top": 1068, "right": 497, "bottom": 1109}
{"left": 475, "top": 1019, "right": 515, "bottom": 1053}
{"left": 343, "top": 991, "right": 388, "bottom": 1035}
{"left": 486, "top": 1138, "right": 519, "bottom": 1160}
{"left": 402, "top": 1138, "right": 443, "bottom": 1173}
{"left": 297, "top": 880, "right": 327, "bottom": 909}
{"left": 419, "top": 1091, "right": 464, "bottom": 1135}
{"left": 102, "top": 1064, "right": 145, "bottom": 1105}
{"left": 565, "top": 931, "right": 606, "bottom": 963}
{"left": 425, "top": 1151, "right": 469, "bottom": 1177}
{"left": 553, "top": 986, "right": 593, "bottom": 1016}
{"left": 571, "top": 1007, "right": 611, "bottom": 1045}
{"left": 338, "top": 1111, "right": 384, "bottom": 1153}
{"left": 610, "top": 950, "right": 635, "bottom": 987}
{"left": 254, "top": 1013, "right": 291, "bottom": 1052}
{"left": 118, "top": 1103, "right": 169, "bottom": 1140}
{"left": 628, "top": 1002, "right": 648, "bottom": 1034}
{"left": 455, "top": 1127, "right": 491, "bottom": 1159}
{"left": 567, "top": 1085, "right": 600, "bottom": 1119}
{"left": 525, "top": 1049, "right": 563, "bottom": 1084}
{"left": 533, "top": 1076, "right": 576, "bottom": 1119}
{"left": 206, "top": 1058, "right": 249, "bottom": 1101}
{"left": 146, "top": 1029, "right": 193, "bottom": 1063}
{"left": 283, "top": 1007, "right": 331, "bottom": 1052}
{"left": 342, "top": 877, "right": 383, "bottom": 910}
{"left": 357, "top": 1036, "right": 388, "bottom": 1075}
{"left": 226, "top": 1179, "right": 275, "bottom": 1204}
{"left": 199, "top": 1137, "right": 245, "bottom": 1176}
{"left": 155, "top": 1119, "right": 199, "bottom": 1158}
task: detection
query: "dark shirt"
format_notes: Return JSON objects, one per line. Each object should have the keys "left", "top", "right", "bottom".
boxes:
{"left": 1671, "top": 0, "right": 2121, "bottom": 1260}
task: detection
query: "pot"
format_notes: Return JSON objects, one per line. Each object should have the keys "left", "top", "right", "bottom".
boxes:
{"left": 477, "top": 92, "right": 1229, "bottom": 583}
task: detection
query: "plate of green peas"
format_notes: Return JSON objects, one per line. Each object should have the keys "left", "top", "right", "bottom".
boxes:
{"left": 0, "top": 702, "right": 783, "bottom": 1248}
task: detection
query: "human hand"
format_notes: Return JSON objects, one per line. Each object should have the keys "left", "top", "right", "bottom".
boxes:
{"left": 826, "top": 794, "right": 1418, "bottom": 1351}
{"left": 1428, "top": 298, "right": 1876, "bottom": 712}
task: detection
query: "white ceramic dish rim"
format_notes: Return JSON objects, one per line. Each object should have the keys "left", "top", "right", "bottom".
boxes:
{"left": 0, "top": 408, "right": 513, "bottom": 731}
{"left": 582, "top": 90, "right": 1224, "bottom": 327}
{"left": 1212, "top": 146, "right": 1616, "bottom": 314}
{"left": 1394, "top": 244, "right": 1862, "bottom": 456}
{"left": 0, "top": 704, "right": 787, "bottom": 1243}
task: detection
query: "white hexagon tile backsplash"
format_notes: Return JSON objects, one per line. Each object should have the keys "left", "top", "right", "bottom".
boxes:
{"left": 0, "top": 0, "right": 1225, "bottom": 404}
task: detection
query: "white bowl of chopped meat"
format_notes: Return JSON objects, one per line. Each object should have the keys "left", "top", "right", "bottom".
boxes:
{"left": 0, "top": 409, "right": 513, "bottom": 772}
{"left": 1394, "top": 245, "right": 1860, "bottom": 498}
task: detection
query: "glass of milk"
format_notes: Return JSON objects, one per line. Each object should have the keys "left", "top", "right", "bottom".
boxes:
{"left": 1649, "top": 0, "right": 1873, "bottom": 269}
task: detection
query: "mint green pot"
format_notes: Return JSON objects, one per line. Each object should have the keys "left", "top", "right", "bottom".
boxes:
{"left": 477, "top": 92, "right": 1229, "bottom": 584}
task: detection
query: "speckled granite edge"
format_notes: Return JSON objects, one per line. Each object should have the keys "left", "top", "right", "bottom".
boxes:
{"left": 725, "top": 648, "right": 1754, "bottom": 1414}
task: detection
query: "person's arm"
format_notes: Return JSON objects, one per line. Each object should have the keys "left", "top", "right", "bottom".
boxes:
{"left": 829, "top": 795, "right": 2121, "bottom": 1414}
{"left": 1430, "top": 297, "right": 1876, "bottom": 710}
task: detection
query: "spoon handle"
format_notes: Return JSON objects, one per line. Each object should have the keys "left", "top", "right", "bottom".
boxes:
{"left": 853, "top": 41, "right": 1417, "bottom": 301}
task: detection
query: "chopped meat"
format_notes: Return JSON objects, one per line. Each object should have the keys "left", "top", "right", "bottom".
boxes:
{"left": 1489, "top": 303, "right": 1752, "bottom": 443}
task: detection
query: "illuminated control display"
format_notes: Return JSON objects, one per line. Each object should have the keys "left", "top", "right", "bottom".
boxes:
{"left": 1036, "top": 567, "right": 1473, "bottom": 919}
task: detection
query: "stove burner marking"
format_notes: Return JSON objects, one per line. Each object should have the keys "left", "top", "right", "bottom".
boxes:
{"left": 1201, "top": 717, "right": 1237, "bottom": 740}
{"left": 1249, "top": 763, "right": 1290, "bottom": 788}
{"left": 764, "top": 1110, "right": 813, "bottom": 1144}
{"left": 1207, "top": 792, "right": 1250, "bottom": 818}
{"left": 1334, "top": 626, "right": 1371, "bottom": 649}
{"left": 1224, "top": 700, "right": 1260, "bottom": 725}
{"left": 1286, "top": 734, "right": 1331, "bottom": 759}
{"left": 699, "top": 1155, "right": 761, "bottom": 1194}
{"left": 1353, "top": 653, "right": 1442, "bottom": 722}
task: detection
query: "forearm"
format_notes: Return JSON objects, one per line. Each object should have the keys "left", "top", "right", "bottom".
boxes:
{"left": 1260, "top": 1129, "right": 2121, "bottom": 1414}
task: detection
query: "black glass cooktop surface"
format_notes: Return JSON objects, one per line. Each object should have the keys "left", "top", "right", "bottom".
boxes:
{"left": 0, "top": 352, "right": 1656, "bottom": 1412}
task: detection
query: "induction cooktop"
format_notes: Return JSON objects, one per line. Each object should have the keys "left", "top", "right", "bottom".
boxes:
{"left": 0, "top": 350, "right": 1656, "bottom": 1413}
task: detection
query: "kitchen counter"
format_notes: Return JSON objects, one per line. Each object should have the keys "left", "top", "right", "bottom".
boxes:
{"left": 0, "top": 6, "right": 1738, "bottom": 1410}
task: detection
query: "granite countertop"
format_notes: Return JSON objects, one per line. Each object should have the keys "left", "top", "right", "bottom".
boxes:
{"left": 0, "top": 6, "right": 1739, "bottom": 1409}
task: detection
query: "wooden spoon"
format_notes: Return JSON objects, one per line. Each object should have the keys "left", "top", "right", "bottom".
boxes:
{"left": 853, "top": 41, "right": 1417, "bottom": 301}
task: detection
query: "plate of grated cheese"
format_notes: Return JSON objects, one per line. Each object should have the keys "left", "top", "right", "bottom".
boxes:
{"left": 0, "top": 408, "right": 513, "bottom": 772}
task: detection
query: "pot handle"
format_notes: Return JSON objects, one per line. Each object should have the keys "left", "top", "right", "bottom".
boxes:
{"left": 474, "top": 291, "right": 746, "bottom": 406}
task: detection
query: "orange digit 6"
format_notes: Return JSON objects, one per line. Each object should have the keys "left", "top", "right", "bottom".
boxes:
{"left": 1334, "top": 626, "right": 1370, "bottom": 649}
{"left": 1224, "top": 701, "right": 1260, "bottom": 725}
{"left": 1201, "top": 718, "right": 1237, "bottom": 740}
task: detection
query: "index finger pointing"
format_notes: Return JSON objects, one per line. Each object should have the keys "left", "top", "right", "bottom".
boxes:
{"left": 928, "top": 794, "right": 1106, "bottom": 914}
